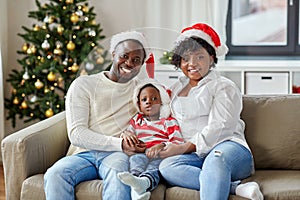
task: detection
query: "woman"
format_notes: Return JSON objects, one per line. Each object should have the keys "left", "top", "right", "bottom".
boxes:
{"left": 159, "top": 23, "right": 263, "bottom": 200}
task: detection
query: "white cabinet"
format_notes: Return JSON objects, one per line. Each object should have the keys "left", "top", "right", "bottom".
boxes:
{"left": 155, "top": 60, "right": 300, "bottom": 94}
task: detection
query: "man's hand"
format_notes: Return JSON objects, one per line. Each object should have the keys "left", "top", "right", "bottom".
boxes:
{"left": 122, "top": 138, "right": 147, "bottom": 155}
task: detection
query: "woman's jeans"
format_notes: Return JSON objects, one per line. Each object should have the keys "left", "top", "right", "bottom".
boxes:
{"left": 44, "top": 151, "right": 131, "bottom": 200}
{"left": 159, "top": 141, "right": 254, "bottom": 200}
{"left": 129, "top": 153, "right": 162, "bottom": 191}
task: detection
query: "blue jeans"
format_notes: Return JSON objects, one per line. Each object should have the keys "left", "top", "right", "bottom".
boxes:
{"left": 44, "top": 151, "right": 131, "bottom": 200}
{"left": 159, "top": 141, "right": 254, "bottom": 200}
{"left": 129, "top": 153, "right": 162, "bottom": 191}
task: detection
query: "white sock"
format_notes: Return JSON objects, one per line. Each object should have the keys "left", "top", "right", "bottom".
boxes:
{"left": 117, "top": 172, "right": 150, "bottom": 194}
{"left": 131, "top": 190, "right": 151, "bottom": 200}
{"left": 236, "top": 182, "right": 264, "bottom": 200}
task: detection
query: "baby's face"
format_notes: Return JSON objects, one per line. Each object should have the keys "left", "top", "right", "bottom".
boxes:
{"left": 138, "top": 86, "right": 162, "bottom": 120}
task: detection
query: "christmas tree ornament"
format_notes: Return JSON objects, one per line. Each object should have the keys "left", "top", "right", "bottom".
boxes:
{"left": 33, "top": 24, "right": 40, "bottom": 31}
{"left": 50, "top": 86, "right": 55, "bottom": 90}
{"left": 21, "top": 101, "right": 28, "bottom": 109}
{"left": 71, "top": 62, "right": 79, "bottom": 72}
{"left": 85, "top": 62, "right": 94, "bottom": 71}
{"left": 48, "top": 16, "right": 55, "bottom": 24}
{"left": 30, "top": 113, "right": 34, "bottom": 117}
{"left": 21, "top": 80, "right": 25, "bottom": 85}
{"left": 82, "top": 5, "right": 89, "bottom": 12}
{"left": 88, "top": 29, "right": 96, "bottom": 37}
{"left": 53, "top": 45, "right": 63, "bottom": 55}
{"left": 96, "top": 56, "right": 104, "bottom": 64}
{"left": 80, "top": 69, "right": 88, "bottom": 75}
{"left": 45, "top": 108, "right": 54, "bottom": 118}
{"left": 13, "top": 97, "right": 19, "bottom": 105}
{"left": 65, "top": 0, "right": 74, "bottom": 4}
{"left": 43, "top": 15, "right": 50, "bottom": 23}
{"left": 66, "top": 41, "right": 75, "bottom": 51}
{"left": 22, "top": 43, "right": 29, "bottom": 52}
{"left": 70, "top": 13, "right": 79, "bottom": 23}
{"left": 62, "top": 57, "right": 68, "bottom": 66}
{"left": 76, "top": 10, "right": 83, "bottom": 17}
{"left": 57, "top": 24, "right": 64, "bottom": 34}
{"left": 28, "top": 45, "right": 37, "bottom": 54}
{"left": 44, "top": 87, "right": 50, "bottom": 93}
{"left": 84, "top": 17, "right": 89, "bottom": 22}
{"left": 22, "top": 70, "right": 30, "bottom": 80}
{"left": 41, "top": 23, "right": 47, "bottom": 29}
{"left": 47, "top": 71, "right": 56, "bottom": 81}
{"left": 30, "top": 95, "right": 37, "bottom": 103}
{"left": 41, "top": 39, "right": 50, "bottom": 50}
{"left": 35, "top": 79, "right": 44, "bottom": 90}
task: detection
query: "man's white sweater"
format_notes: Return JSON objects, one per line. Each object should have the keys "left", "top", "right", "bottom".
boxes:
{"left": 66, "top": 72, "right": 139, "bottom": 155}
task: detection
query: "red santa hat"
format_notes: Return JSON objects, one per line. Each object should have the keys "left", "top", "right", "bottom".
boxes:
{"left": 175, "top": 23, "right": 228, "bottom": 57}
{"left": 133, "top": 79, "right": 171, "bottom": 119}
{"left": 110, "top": 31, "right": 151, "bottom": 61}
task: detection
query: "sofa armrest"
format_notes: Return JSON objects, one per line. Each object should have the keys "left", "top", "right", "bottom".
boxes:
{"left": 1, "top": 111, "right": 70, "bottom": 200}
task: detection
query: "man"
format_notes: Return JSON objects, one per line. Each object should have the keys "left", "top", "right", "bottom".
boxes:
{"left": 44, "top": 31, "right": 151, "bottom": 200}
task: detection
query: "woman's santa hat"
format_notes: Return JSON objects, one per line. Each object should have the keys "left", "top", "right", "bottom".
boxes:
{"left": 133, "top": 79, "right": 171, "bottom": 119}
{"left": 175, "top": 23, "right": 228, "bottom": 57}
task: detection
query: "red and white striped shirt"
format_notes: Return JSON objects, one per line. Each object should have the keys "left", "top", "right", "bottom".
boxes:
{"left": 126, "top": 113, "right": 184, "bottom": 148}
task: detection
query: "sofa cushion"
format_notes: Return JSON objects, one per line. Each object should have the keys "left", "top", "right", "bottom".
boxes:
{"left": 21, "top": 174, "right": 165, "bottom": 200}
{"left": 242, "top": 95, "right": 300, "bottom": 169}
{"left": 243, "top": 170, "right": 300, "bottom": 199}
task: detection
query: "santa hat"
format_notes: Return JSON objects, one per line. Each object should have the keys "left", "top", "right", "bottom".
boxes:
{"left": 110, "top": 31, "right": 151, "bottom": 61}
{"left": 175, "top": 23, "right": 228, "bottom": 57}
{"left": 133, "top": 79, "right": 171, "bottom": 119}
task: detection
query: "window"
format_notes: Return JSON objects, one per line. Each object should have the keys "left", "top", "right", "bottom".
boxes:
{"left": 226, "top": 0, "right": 300, "bottom": 57}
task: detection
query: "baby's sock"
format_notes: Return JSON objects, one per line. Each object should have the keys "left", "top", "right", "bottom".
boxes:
{"left": 117, "top": 172, "right": 150, "bottom": 194}
{"left": 131, "top": 190, "right": 151, "bottom": 200}
{"left": 236, "top": 182, "right": 264, "bottom": 200}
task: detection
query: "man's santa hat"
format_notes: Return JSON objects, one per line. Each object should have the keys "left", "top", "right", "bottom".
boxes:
{"left": 133, "top": 79, "right": 171, "bottom": 119}
{"left": 110, "top": 31, "right": 151, "bottom": 61}
{"left": 175, "top": 23, "right": 228, "bottom": 57}
{"left": 110, "top": 31, "right": 154, "bottom": 78}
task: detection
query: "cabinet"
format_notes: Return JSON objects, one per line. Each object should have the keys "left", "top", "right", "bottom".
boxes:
{"left": 154, "top": 60, "right": 300, "bottom": 94}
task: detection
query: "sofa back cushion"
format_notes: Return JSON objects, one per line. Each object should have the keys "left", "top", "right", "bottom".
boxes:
{"left": 241, "top": 95, "right": 300, "bottom": 170}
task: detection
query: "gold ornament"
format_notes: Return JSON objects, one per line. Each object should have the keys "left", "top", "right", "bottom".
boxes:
{"left": 53, "top": 46, "right": 63, "bottom": 55}
{"left": 96, "top": 56, "right": 104, "bottom": 64}
{"left": 66, "top": 41, "right": 75, "bottom": 51}
{"left": 47, "top": 71, "right": 56, "bottom": 81}
{"left": 33, "top": 24, "right": 40, "bottom": 31}
{"left": 21, "top": 101, "right": 28, "bottom": 109}
{"left": 42, "top": 23, "right": 47, "bottom": 29}
{"left": 65, "top": 0, "right": 74, "bottom": 4}
{"left": 57, "top": 24, "right": 64, "bottom": 34}
{"left": 45, "top": 108, "right": 54, "bottom": 118}
{"left": 71, "top": 62, "right": 79, "bottom": 72}
{"left": 22, "top": 43, "right": 29, "bottom": 52}
{"left": 44, "top": 87, "right": 50, "bottom": 93}
{"left": 48, "top": 16, "right": 55, "bottom": 24}
{"left": 13, "top": 97, "right": 19, "bottom": 105}
{"left": 70, "top": 13, "right": 79, "bottom": 23}
{"left": 82, "top": 5, "right": 89, "bottom": 12}
{"left": 35, "top": 79, "right": 44, "bottom": 90}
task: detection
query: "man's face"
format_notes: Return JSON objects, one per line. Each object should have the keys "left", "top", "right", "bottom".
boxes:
{"left": 111, "top": 40, "right": 145, "bottom": 83}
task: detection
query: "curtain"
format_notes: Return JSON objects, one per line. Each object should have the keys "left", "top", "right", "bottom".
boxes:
{"left": 127, "top": 0, "right": 229, "bottom": 60}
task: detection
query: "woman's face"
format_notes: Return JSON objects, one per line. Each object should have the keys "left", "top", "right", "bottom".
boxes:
{"left": 111, "top": 40, "right": 145, "bottom": 83}
{"left": 138, "top": 86, "right": 162, "bottom": 120}
{"left": 180, "top": 47, "right": 214, "bottom": 85}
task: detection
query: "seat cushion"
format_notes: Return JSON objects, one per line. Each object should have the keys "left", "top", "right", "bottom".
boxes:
{"left": 21, "top": 174, "right": 165, "bottom": 200}
{"left": 243, "top": 170, "right": 300, "bottom": 199}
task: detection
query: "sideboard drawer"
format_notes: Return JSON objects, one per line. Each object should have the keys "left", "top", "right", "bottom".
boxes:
{"left": 154, "top": 71, "right": 183, "bottom": 88}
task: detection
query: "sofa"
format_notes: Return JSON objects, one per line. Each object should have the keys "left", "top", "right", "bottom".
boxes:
{"left": 2, "top": 95, "right": 300, "bottom": 200}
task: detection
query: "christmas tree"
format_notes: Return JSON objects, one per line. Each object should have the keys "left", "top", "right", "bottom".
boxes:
{"left": 159, "top": 51, "right": 173, "bottom": 65}
{"left": 5, "top": 0, "right": 110, "bottom": 127}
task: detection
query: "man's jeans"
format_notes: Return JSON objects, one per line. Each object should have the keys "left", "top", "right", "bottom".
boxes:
{"left": 159, "top": 141, "right": 254, "bottom": 200}
{"left": 44, "top": 151, "right": 131, "bottom": 200}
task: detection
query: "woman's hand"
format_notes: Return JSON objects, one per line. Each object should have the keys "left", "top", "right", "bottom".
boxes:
{"left": 146, "top": 143, "right": 165, "bottom": 159}
{"left": 159, "top": 142, "right": 196, "bottom": 158}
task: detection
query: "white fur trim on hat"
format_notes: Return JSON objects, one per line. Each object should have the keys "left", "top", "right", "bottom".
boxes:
{"left": 175, "top": 25, "right": 228, "bottom": 57}
{"left": 133, "top": 79, "right": 171, "bottom": 119}
{"left": 110, "top": 31, "right": 151, "bottom": 61}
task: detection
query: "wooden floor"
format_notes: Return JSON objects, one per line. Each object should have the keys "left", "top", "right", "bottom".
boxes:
{"left": 0, "top": 165, "right": 5, "bottom": 200}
